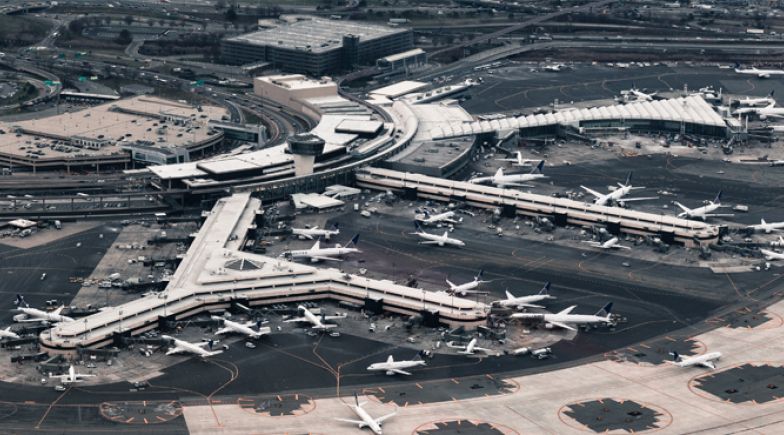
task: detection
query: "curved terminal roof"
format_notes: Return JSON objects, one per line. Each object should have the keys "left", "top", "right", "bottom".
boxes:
{"left": 429, "top": 95, "right": 727, "bottom": 140}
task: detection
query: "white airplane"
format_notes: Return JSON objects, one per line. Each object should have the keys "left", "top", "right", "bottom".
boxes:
{"left": 770, "top": 236, "right": 784, "bottom": 247}
{"left": 161, "top": 335, "right": 223, "bottom": 358}
{"left": 511, "top": 302, "right": 614, "bottom": 331}
{"left": 445, "top": 270, "right": 488, "bottom": 296}
{"left": 748, "top": 218, "right": 784, "bottom": 234}
{"left": 674, "top": 191, "right": 733, "bottom": 220}
{"left": 282, "top": 234, "right": 360, "bottom": 262}
{"left": 669, "top": 351, "right": 722, "bottom": 370}
{"left": 543, "top": 63, "right": 567, "bottom": 72}
{"left": 621, "top": 86, "right": 658, "bottom": 102}
{"left": 0, "top": 326, "right": 20, "bottom": 340}
{"left": 415, "top": 210, "right": 461, "bottom": 225}
{"left": 737, "top": 91, "right": 775, "bottom": 106}
{"left": 13, "top": 295, "right": 74, "bottom": 323}
{"left": 761, "top": 248, "right": 784, "bottom": 261}
{"left": 335, "top": 393, "right": 396, "bottom": 435}
{"left": 733, "top": 101, "right": 784, "bottom": 120}
{"left": 283, "top": 305, "right": 346, "bottom": 330}
{"left": 583, "top": 237, "right": 631, "bottom": 250}
{"left": 447, "top": 337, "right": 494, "bottom": 355}
{"left": 493, "top": 281, "right": 555, "bottom": 309}
{"left": 49, "top": 365, "right": 95, "bottom": 384}
{"left": 291, "top": 223, "right": 339, "bottom": 240}
{"left": 734, "top": 63, "right": 784, "bottom": 79}
{"left": 367, "top": 355, "right": 426, "bottom": 376}
{"left": 495, "top": 151, "right": 538, "bottom": 167}
{"left": 211, "top": 315, "right": 271, "bottom": 339}
{"left": 581, "top": 172, "right": 658, "bottom": 206}
{"left": 469, "top": 160, "right": 546, "bottom": 188}
{"left": 410, "top": 223, "right": 465, "bottom": 247}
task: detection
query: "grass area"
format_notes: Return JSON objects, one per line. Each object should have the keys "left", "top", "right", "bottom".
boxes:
{"left": 0, "top": 15, "right": 52, "bottom": 48}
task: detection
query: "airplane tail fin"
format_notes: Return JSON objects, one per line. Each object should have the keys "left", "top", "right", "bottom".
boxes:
{"left": 539, "top": 281, "right": 551, "bottom": 295}
{"left": 14, "top": 294, "right": 27, "bottom": 308}
{"left": 475, "top": 269, "right": 484, "bottom": 281}
{"left": 624, "top": 171, "right": 632, "bottom": 186}
{"left": 494, "top": 167, "right": 504, "bottom": 178}
{"left": 414, "top": 221, "right": 423, "bottom": 233}
{"left": 207, "top": 339, "right": 215, "bottom": 351}
{"left": 770, "top": 90, "right": 776, "bottom": 97}
{"left": 734, "top": 61, "right": 741, "bottom": 70}
{"left": 348, "top": 234, "right": 360, "bottom": 247}
{"left": 713, "top": 190, "right": 722, "bottom": 204}
{"left": 669, "top": 350, "right": 681, "bottom": 361}
{"left": 531, "top": 160, "right": 545, "bottom": 174}
{"left": 332, "top": 222, "right": 340, "bottom": 231}
{"left": 595, "top": 302, "right": 613, "bottom": 318}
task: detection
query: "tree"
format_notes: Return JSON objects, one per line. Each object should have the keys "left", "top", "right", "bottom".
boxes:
{"left": 115, "top": 29, "right": 133, "bottom": 45}
{"left": 123, "top": 15, "right": 134, "bottom": 26}
{"left": 225, "top": 6, "right": 237, "bottom": 22}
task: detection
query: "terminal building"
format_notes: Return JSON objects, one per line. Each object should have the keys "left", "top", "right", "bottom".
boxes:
{"left": 221, "top": 16, "right": 414, "bottom": 74}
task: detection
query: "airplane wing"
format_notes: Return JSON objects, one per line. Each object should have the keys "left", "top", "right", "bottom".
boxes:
{"left": 15, "top": 318, "right": 46, "bottom": 323}
{"left": 166, "top": 346, "right": 187, "bottom": 356}
{"left": 615, "top": 245, "right": 632, "bottom": 250}
{"left": 301, "top": 234, "right": 314, "bottom": 240}
{"left": 387, "top": 368, "right": 412, "bottom": 376}
{"left": 419, "top": 240, "right": 443, "bottom": 245}
{"left": 699, "top": 360, "right": 716, "bottom": 369}
{"left": 557, "top": 305, "right": 576, "bottom": 315}
{"left": 376, "top": 412, "right": 397, "bottom": 424}
{"left": 308, "top": 255, "right": 342, "bottom": 262}
{"left": 334, "top": 418, "right": 366, "bottom": 426}
{"left": 618, "top": 196, "right": 659, "bottom": 202}
{"left": 581, "top": 241, "right": 601, "bottom": 247}
{"left": 283, "top": 316, "right": 308, "bottom": 323}
{"left": 548, "top": 321, "right": 576, "bottom": 331}
{"left": 704, "top": 213, "right": 735, "bottom": 218}
{"left": 515, "top": 303, "right": 544, "bottom": 309}
{"left": 474, "top": 346, "right": 494, "bottom": 354}
{"left": 215, "top": 327, "right": 232, "bottom": 335}
{"left": 323, "top": 314, "right": 347, "bottom": 320}
{"left": 580, "top": 185, "right": 604, "bottom": 198}
{"left": 498, "top": 182, "right": 534, "bottom": 188}
{"left": 673, "top": 202, "right": 691, "bottom": 213}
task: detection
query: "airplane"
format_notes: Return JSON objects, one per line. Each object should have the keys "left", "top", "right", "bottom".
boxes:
{"left": 211, "top": 315, "right": 271, "bottom": 339}
{"left": 282, "top": 234, "right": 360, "bottom": 262}
{"left": 13, "top": 295, "right": 74, "bottom": 323}
{"left": 410, "top": 222, "right": 465, "bottom": 247}
{"left": 582, "top": 237, "right": 631, "bottom": 250}
{"left": 0, "top": 326, "right": 20, "bottom": 340}
{"left": 495, "top": 151, "right": 538, "bottom": 167}
{"left": 334, "top": 393, "right": 396, "bottom": 435}
{"left": 283, "top": 305, "right": 346, "bottom": 330}
{"left": 748, "top": 218, "right": 784, "bottom": 234}
{"left": 493, "top": 281, "right": 555, "bottom": 310}
{"left": 673, "top": 191, "right": 734, "bottom": 220}
{"left": 367, "top": 354, "right": 426, "bottom": 376}
{"left": 511, "top": 302, "right": 615, "bottom": 331}
{"left": 445, "top": 270, "right": 488, "bottom": 296}
{"left": 469, "top": 160, "right": 546, "bottom": 188}
{"left": 415, "top": 210, "right": 461, "bottom": 225}
{"left": 669, "top": 350, "right": 722, "bottom": 370}
{"left": 737, "top": 91, "right": 775, "bottom": 107}
{"left": 620, "top": 86, "right": 659, "bottom": 102}
{"left": 761, "top": 248, "right": 784, "bottom": 261}
{"left": 770, "top": 236, "right": 784, "bottom": 247}
{"left": 161, "top": 335, "right": 223, "bottom": 358}
{"left": 447, "top": 337, "right": 494, "bottom": 355}
{"left": 291, "top": 223, "right": 339, "bottom": 240}
{"left": 49, "top": 364, "right": 95, "bottom": 384}
{"left": 580, "top": 172, "right": 658, "bottom": 206}
{"left": 542, "top": 63, "right": 567, "bottom": 72}
{"left": 733, "top": 101, "right": 784, "bottom": 120}
{"left": 734, "top": 63, "right": 784, "bottom": 79}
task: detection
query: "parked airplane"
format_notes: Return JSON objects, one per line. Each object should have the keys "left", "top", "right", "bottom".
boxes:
{"left": 581, "top": 172, "right": 658, "bottom": 206}
{"left": 511, "top": 303, "right": 614, "bottom": 331}
{"left": 14, "top": 295, "right": 74, "bottom": 323}
{"left": 496, "top": 151, "right": 538, "bottom": 167}
{"left": 282, "top": 235, "right": 360, "bottom": 262}
{"left": 734, "top": 63, "right": 784, "bottom": 79}
{"left": 416, "top": 210, "right": 461, "bottom": 225}
{"left": 748, "top": 219, "right": 784, "bottom": 234}
{"left": 446, "top": 270, "right": 488, "bottom": 296}
{"left": 669, "top": 351, "right": 722, "bottom": 369}
{"left": 0, "top": 326, "right": 20, "bottom": 340}
{"left": 469, "top": 161, "right": 546, "bottom": 188}
{"left": 733, "top": 101, "right": 784, "bottom": 120}
{"left": 284, "top": 305, "right": 346, "bottom": 330}
{"left": 291, "top": 223, "right": 339, "bottom": 240}
{"left": 583, "top": 237, "right": 631, "bottom": 250}
{"left": 447, "top": 337, "right": 494, "bottom": 355}
{"left": 367, "top": 354, "right": 426, "bottom": 376}
{"left": 737, "top": 91, "right": 775, "bottom": 106}
{"left": 761, "top": 248, "right": 784, "bottom": 261}
{"left": 621, "top": 86, "right": 659, "bottom": 102}
{"left": 212, "top": 316, "right": 271, "bottom": 339}
{"left": 161, "top": 335, "right": 223, "bottom": 358}
{"left": 335, "top": 393, "right": 396, "bottom": 435}
{"left": 543, "top": 63, "right": 567, "bottom": 72}
{"left": 493, "top": 281, "right": 555, "bottom": 309}
{"left": 673, "top": 191, "right": 733, "bottom": 220}
{"left": 410, "top": 223, "right": 465, "bottom": 247}
{"left": 49, "top": 365, "right": 95, "bottom": 384}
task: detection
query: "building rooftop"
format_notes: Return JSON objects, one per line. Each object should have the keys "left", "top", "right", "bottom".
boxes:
{"left": 226, "top": 17, "right": 407, "bottom": 54}
{"left": 255, "top": 74, "right": 336, "bottom": 91}
{"left": 370, "top": 80, "right": 428, "bottom": 99}
{"left": 378, "top": 48, "right": 426, "bottom": 63}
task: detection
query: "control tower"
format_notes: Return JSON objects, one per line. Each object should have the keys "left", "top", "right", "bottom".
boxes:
{"left": 287, "top": 133, "right": 325, "bottom": 176}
